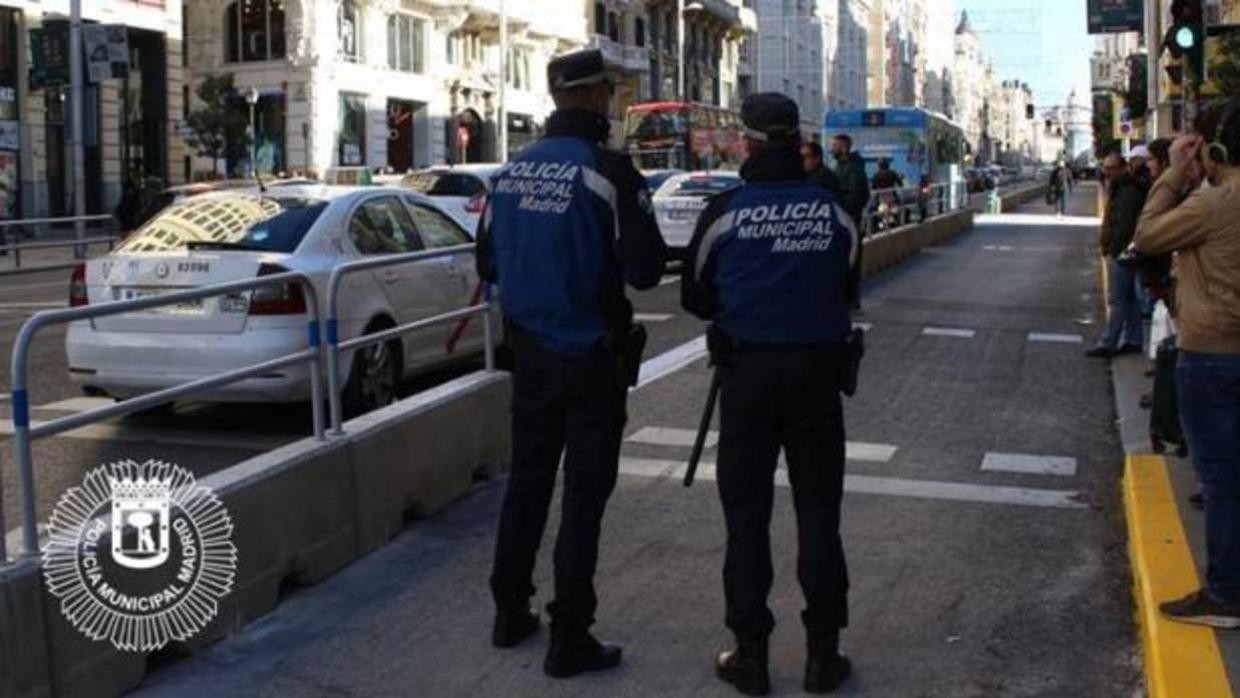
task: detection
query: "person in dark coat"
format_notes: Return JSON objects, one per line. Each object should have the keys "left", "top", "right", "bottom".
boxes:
{"left": 1086, "top": 152, "right": 1148, "bottom": 358}
{"left": 831, "top": 134, "right": 870, "bottom": 312}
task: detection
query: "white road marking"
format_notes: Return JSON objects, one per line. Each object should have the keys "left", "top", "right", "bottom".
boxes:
{"left": 635, "top": 335, "right": 707, "bottom": 389}
{"left": 922, "top": 327, "right": 976, "bottom": 339}
{"left": 981, "top": 452, "right": 1078, "bottom": 477}
{"left": 982, "top": 245, "right": 1015, "bottom": 252}
{"left": 35, "top": 396, "right": 116, "bottom": 412}
{"left": 633, "top": 313, "right": 674, "bottom": 323}
{"left": 659, "top": 276, "right": 681, "bottom": 286}
{"left": 625, "top": 427, "right": 897, "bottom": 463}
{"left": 0, "top": 302, "right": 67, "bottom": 310}
{"left": 854, "top": 322, "right": 874, "bottom": 331}
{"left": 1027, "top": 332, "right": 1083, "bottom": 344}
{"left": 0, "top": 393, "right": 9, "bottom": 403}
{"left": 0, "top": 418, "right": 290, "bottom": 451}
{"left": 628, "top": 426, "right": 718, "bottom": 449}
{"left": 619, "top": 457, "right": 1086, "bottom": 509}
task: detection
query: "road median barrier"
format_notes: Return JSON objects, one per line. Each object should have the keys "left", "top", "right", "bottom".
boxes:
{"left": 0, "top": 369, "right": 512, "bottom": 698}
{"left": 862, "top": 207, "right": 974, "bottom": 278}
{"left": 999, "top": 182, "right": 1049, "bottom": 212}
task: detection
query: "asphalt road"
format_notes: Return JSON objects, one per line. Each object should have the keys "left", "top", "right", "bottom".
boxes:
{"left": 127, "top": 183, "right": 1139, "bottom": 696}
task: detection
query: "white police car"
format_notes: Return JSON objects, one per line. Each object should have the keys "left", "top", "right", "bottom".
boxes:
{"left": 652, "top": 171, "right": 741, "bottom": 257}
{"left": 66, "top": 185, "right": 497, "bottom": 415}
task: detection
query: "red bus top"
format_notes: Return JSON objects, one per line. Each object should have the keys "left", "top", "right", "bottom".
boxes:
{"left": 626, "top": 101, "right": 693, "bottom": 113}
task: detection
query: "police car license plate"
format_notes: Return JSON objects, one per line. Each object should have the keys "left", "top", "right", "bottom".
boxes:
{"left": 117, "top": 287, "right": 206, "bottom": 314}
{"left": 668, "top": 208, "right": 699, "bottom": 221}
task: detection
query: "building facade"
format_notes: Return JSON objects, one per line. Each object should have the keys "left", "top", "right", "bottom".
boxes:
{"left": 587, "top": 0, "right": 654, "bottom": 147}
{"left": 921, "top": 0, "right": 955, "bottom": 117}
{"left": 184, "top": 0, "right": 585, "bottom": 177}
{"left": 646, "top": 0, "right": 755, "bottom": 109}
{"left": 0, "top": 0, "right": 187, "bottom": 223}
{"left": 833, "top": 0, "right": 869, "bottom": 111}
{"left": 751, "top": 0, "right": 836, "bottom": 135}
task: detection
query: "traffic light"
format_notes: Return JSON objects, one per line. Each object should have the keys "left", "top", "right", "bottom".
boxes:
{"left": 1165, "top": 0, "right": 1204, "bottom": 86}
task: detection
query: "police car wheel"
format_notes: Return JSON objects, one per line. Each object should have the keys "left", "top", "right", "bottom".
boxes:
{"left": 342, "top": 338, "right": 401, "bottom": 418}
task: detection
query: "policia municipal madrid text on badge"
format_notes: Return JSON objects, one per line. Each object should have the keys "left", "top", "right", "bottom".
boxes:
{"left": 477, "top": 48, "right": 864, "bottom": 696}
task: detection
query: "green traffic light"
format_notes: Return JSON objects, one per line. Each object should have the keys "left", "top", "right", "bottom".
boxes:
{"left": 1175, "top": 25, "right": 1196, "bottom": 50}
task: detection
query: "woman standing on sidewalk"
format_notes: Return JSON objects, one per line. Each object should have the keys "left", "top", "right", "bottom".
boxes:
{"left": 1134, "top": 101, "right": 1240, "bottom": 628}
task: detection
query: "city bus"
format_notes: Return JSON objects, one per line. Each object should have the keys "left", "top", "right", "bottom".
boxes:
{"left": 823, "top": 107, "right": 966, "bottom": 189}
{"left": 623, "top": 101, "right": 744, "bottom": 172}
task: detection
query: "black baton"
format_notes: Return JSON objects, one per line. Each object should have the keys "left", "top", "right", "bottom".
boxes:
{"left": 685, "top": 368, "right": 721, "bottom": 487}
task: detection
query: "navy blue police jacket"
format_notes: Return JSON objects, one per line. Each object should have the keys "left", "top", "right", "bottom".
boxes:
{"left": 681, "top": 143, "right": 858, "bottom": 345}
{"left": 476, "top": 109, "right": 667, "bottom": 355}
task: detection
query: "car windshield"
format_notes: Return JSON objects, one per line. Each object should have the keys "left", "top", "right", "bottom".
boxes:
{"left": 401, "top": 172, "right": 487, "bottom": 197}
{"left": 117, "top": 194, "right": 328, "bottom": 254}
{"left": 666, "top": 176, "right": 736, "bottom": 196}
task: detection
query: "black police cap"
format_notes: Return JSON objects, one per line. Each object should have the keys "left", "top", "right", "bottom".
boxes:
{"left": 741, "top": 93, "right": 801, "bottom": 142}
{"left": 547, "top": 48, "right": 610, "bottom": 91}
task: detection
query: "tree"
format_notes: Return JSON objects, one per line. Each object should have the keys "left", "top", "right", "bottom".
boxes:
{"left": 185, "top": 73, "right": 250, "bottom": 178}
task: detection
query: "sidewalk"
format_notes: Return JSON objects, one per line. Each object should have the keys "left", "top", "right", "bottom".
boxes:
{"left": 1111, "top": 303, "right": 1239, "bottom": 696}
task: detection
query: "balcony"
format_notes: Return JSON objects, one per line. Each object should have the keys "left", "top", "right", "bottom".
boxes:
{"left": 589, "top": 35, "right": 650, "bottom": 74}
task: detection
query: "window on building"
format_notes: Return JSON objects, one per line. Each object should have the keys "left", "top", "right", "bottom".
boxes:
{"left": 595, "top": 3, "right": 607, "bottom": 34}
{"left": 636, "top": 17, "right": 646, "bottom": 47}
{"left": 224, "top": 0, "right": 286, "bottom": 63}
{"left": 338, "top": 0, "right": 361, "bottom": 63}
{"left": 387, "top": 14, "right": 425, "bottom": 73}
{"left": 608, "top": 12, "right": 619, "bottom": 42}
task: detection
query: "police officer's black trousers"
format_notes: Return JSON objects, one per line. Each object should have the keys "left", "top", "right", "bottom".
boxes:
{"left": 716, "top": 347, "right": 849, "bottom": 644}
{"left": 847, "top": 235, "right": 865, "bottom": 308}
{"left": 490, "top": 329, "right": 626, "bottom": 635}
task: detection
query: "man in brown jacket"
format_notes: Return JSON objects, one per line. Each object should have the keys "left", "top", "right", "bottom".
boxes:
{"left": 1133, "top": 100, "right": 1240, "bottom": 629}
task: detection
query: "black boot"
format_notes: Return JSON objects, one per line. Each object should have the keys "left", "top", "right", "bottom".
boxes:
{"left": 804, "top": 633, "right": 851, "bottom": 694}
{"left": 491, "top": 607, "right": 540, "bottom": 648}
{"left": 543, "top": 630, "right": 622, "bottom": 678}
{"left": 715, "top": 636, "right": 770, "bottom": 696}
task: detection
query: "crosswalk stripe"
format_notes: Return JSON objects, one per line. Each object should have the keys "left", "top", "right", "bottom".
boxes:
{"left": 624, "top": 427, "right": 897, "bottom": 463}
{"left": 981, "top": 452, "right": 1078, "bottom": 477}
{"left": 633, "top": 313, "right": 674, "bottom": 323}
{"left": 635, "top": 335, "right": 707, "bottom": 389}
{"left": 618, "top": 457, "right": 1086, "bottom": 509}
{"left": 922, "top": 327, "right": 976, "bottom": 338}
{"left": 35, "top": 396, "right": 116, "bottom": 412}
{"left": 1027, "top": 332, "right": 1083, "bottom": 344}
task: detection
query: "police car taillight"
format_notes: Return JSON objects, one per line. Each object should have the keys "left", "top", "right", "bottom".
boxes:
{"left": 69, "top": 263, "right": 88, "bottom": 307}
{"left": 249, "top": 263, "right": 307, "bottom": 315}
{"left": 464, "top": 192, "right": 487, "bottom": 214}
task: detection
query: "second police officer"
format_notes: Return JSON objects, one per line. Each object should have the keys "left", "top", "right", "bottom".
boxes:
{"left": 682, "top": 93, "right": 858, "bottom": 696}
{"left": 477, "top": 48, "right": 667, "bottom": 679}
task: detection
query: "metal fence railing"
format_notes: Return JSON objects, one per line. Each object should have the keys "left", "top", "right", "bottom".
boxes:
{"left": 323, "top": 244, "right": 495, "bottom": 436}
{"left": 3, "top": 271, "right": 328, "bottom": 562}
{"left": 860, "top": 181, "right": 969, "bottom": 237}
{"left": 0, "top": 214, "right": 120, "bottom": 275}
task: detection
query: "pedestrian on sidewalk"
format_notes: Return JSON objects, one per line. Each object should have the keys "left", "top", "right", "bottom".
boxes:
{"left": 683, "top": 92, "right": 857, "bottom": 696}
{"left": 1133, "top": 100, "right": 1240, "bottom": 628}
{"left": 1048, "top": 162, "right": 1068, "bottom": 216}
{"left": 477, "top": 48, "right": 667, "bottom": 676}
{"left": 831, "top": 133, "right": 870, "bottom": 313}
{"left": 1086, "top": 152, "right": 1147, "bottom": 358}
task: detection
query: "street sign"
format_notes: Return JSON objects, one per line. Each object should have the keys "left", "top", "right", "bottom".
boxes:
{"left": 28, "top": 23, "right": 70, "bottom": 90}
{"left": 82, "top": 25, "right": 130, "bottom": 82}
{"left": 1087, "top": 0, "right": 1144, "bottom": 34}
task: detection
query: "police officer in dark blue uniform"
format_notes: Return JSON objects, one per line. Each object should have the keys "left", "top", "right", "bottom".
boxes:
{"left": 682, "top": 93, "right": 857, "bottom": 696}
{"left": 477, "top": 48, "right": 667, "bottom": 679}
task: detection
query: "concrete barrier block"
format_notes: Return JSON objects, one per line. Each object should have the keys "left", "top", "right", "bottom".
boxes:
{"left": 347, "top": 371, "right": 512, "bottom": 555}
{"left": 0, "top": 558, "right": 52, "bottom": 698}
{"left": 41, "top": 591, "right": 146, "bottom": 698}
{"left": 198, "top": 437, "right": 357, "bottom": 631}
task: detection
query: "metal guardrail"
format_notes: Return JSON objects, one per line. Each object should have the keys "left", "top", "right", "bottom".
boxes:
{"left": 0, "top": 214, "right": 120, "bottom": 275}
{"left": 323, "top": 243, "right": 495, "bottom": 436}
{"left": 3, "top": 271, "right": 328, "bottom": 562}
{"left": 861, "top": 181, "right": 969, "bottom": 237}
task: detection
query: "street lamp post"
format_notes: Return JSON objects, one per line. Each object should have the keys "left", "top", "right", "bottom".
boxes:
{"left": 678, "top": 1, "right": 705, "bottom": 101}
{"left": 245, "top": 87, "right": 259, "bottom": 179}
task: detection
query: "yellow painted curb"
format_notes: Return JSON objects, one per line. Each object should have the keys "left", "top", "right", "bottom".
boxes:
{"left": 1124, "top": 454, "right": 1233, "bottom": 697}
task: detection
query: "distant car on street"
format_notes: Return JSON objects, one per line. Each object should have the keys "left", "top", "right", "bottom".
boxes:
{"left": 651, "top": 171, "right": 741, "bottom": 258}
{"left": 66, "top": 185, "right": 498, "bottom": 416}
{"left": 400, "top": 164, "right": 503, "bottom": 233}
